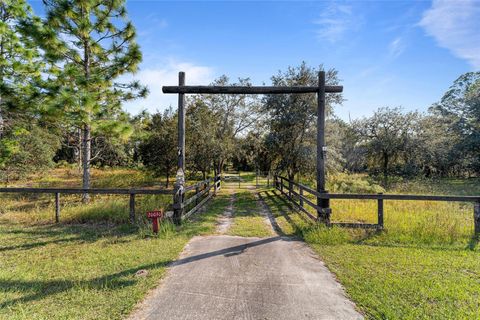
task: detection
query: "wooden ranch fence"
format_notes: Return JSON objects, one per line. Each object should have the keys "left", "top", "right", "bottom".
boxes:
{"left": 173, "top": 175, "right": 221, "bottom": 223}
{"left": 274, "top": 175, "right": 480, "bottom": 237}
{"left": 0, "top": 175, "right": 221, "bottom": 224}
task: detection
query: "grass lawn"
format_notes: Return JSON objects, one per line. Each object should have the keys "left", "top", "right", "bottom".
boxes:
{"left": 260, "top": 185, "right": 480, "bottom": 319}
{"left": 0, "top": 168, "right": 232, "bottom": 320}
{"left": 2, "top": 169, "right": 479, "bottom": 319}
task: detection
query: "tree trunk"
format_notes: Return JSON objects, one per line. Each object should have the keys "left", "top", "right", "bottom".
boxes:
{"left": 217, "top": 159, "right": 224, "bottom": 176}
{"left": 76, "top": 127, "right": 82, "bottom": 170}
{"left": 202, "top": 171, "right": 206, "bottom": 180}
{"left": 166, "top": 172, "right": 169, "bottom": 188}
{"left": 82, "top": 124, "right": 91, "bottom": 203}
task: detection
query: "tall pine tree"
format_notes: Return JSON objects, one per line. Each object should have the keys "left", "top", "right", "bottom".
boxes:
{"left": 0, "top": 0, "right": 43, "bottom": 171}
{"left": 37, "top": 0, "right": 147, "bottom": 201}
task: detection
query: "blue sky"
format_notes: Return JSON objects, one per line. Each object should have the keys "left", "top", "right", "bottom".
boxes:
{"left": 29, "top": 0, "right": 480, "bottom": 120}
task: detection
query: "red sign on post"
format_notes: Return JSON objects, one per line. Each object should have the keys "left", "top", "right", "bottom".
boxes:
{"left": 146, "top": 209, "right": 164, "bottom": 234}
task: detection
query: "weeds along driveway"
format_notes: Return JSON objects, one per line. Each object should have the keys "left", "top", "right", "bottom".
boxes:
{"left": 0, "top": 190, "right": 232, "bottom": 320}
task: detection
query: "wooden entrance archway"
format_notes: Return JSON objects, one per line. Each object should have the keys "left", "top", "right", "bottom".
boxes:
{"left": 162, "top": 72, "right": 343, "bottom": 224}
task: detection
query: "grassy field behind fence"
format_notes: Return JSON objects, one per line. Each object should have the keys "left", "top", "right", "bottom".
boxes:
{"left": 0, "top": 168, "right": 230, "bottom": 320}
{"left": 259, "top": 176, "right": 480, "bottom": 319}
{"left": 227, "top": 173, "right": 480, "bottom": 319}
{"left": 1, "top": 169, "right": 479, "bottom": 319}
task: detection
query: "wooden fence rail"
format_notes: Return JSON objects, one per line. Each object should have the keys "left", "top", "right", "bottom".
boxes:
{"left": 274, "top": 175, "right": 480, "bottom": 236}
{"left": 0, "top": 187, "right": 174, "bottom": 223}
{"left": 173, "top": 175, "right": 221, "bottom": 223}
{"left": 0, "top": 176, "right": 221, "bottom": 224}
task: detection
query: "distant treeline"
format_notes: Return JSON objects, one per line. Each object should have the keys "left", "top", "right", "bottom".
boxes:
{"left": 1, "top": 2, "right": 478, "bottom": 188}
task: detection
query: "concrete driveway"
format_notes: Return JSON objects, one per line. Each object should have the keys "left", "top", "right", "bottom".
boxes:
{"left": 129, "top": 235, "right": 363, "bottom": 320}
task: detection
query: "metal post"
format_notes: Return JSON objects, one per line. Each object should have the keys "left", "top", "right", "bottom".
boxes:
{"left": 474, "top": 201, "right": 480, "bottom": 237}
{"left": 129, "top": 193, "right": 135, "bottom": 223}
{"left": 317, "top": 71, "right": 330, "bottom": 223}
{"left": 378, "top": 193, "right": 384, "bottom": 229}
{"left": 55, "top": 193, "right": 60, "bottom": 223}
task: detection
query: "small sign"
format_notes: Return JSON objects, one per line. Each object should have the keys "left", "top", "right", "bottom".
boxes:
{"left": 147, "top": 210, "right": 163, "bottom": 219}
{"left": 147, "top": 209, "right": 164, "bottom": 234}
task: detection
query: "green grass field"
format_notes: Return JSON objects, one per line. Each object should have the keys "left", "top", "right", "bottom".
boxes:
{"left": 259, "top": 178, "right": 480, "bottom": 319}
{"left": 1, "top": 169, "right": 479, "bottom": 319}
{"left": 0, "top": 168, "right": 231, "bottom": 320}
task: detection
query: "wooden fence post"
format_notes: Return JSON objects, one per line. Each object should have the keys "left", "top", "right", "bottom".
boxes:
{"left": 129, "top": 193, "right": 135, "bottom": 223}
{"left": 173, "top": 186, "right": 183, "bottom": 225}
{"left": 55, "top": 193, "right": 60, "bottom": 223}
{"left": 299, "top": 186, "right": 304, "bottom": 208}
{"left": 474, "top": 201, "right": 480, "bottom": 237}
{"left": 288, "top": 179, "right": 292, "bottom": 199}
{"left": 195, "top": 186, "right": 200, "bottom": 205}
{"left": 378, "top": 193, "right": 384, "bottom": 229}
{"left": 317, "top": 190, "right": 331, "bottom": 225}
{"left": 173, "top": 71, "right": 186, "bottom": 225}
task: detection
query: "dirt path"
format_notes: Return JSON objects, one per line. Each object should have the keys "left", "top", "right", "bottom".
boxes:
{"left": 245, "top": 185, "right": 278, "bottom": 235}
{"left": 216, "top": 190, "right": 236, "bottom": 234}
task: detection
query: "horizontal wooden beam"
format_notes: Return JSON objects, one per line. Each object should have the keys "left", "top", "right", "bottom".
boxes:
{"left": 322, "top": 193, "right": 480, "bottom": 202}
{"left": 331, "top": 222, "right": 381, "bottom": 229}
{"left": 162, "top": 85, "right": 343, "bottom": 94}
{"left": 276, "top": 176, "right": 479, "bottom": 202}
{"left": 0, "top": 188, "right": 174, "bottom": 195}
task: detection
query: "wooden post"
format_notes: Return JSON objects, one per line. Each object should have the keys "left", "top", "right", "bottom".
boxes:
{"left": 173, "top": 71, "right": 186, "bottom": 225}
{"left": 129, "top": 193, "right": 135, "bottom": 223}
{"left": 299, "top": 187, "right": 304, "bottom": 208}
{"left": 55, "top": 193, "right": 60, "bottom": 223}
{"left": 288, "top": 179, "right": 292, "bottom": 199}
{"left": 317, "top": 71, "right": 330, "bottom": 223}
{"left": 378, "top": 193, "right": 384, "bottom": 229}
{"left": 173, "top": 187, "right": 183, "bottom": 225}
{"left": 474, "top": 201, "right": 480, "bottom": 237}
{"left": 238, "top": 171, "right": 241, "bottom": 189}
{"left": 195, "top": 186, "right": 200, "bottom": 205}
{"left": 178, "top": 71, "right": 186, "bottom": 172}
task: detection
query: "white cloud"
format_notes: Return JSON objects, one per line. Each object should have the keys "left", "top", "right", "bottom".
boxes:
{"left": 388, "top": 37, "right": 406, "bottom": 59}
{"left": 419, "top": 0, "right": 480, "bottom": 69}
{"left": 313, "top": 3, "right": 362, "bottom": 43}
{"left": 122, "top": 60, "right": 215, "bottom": 115}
